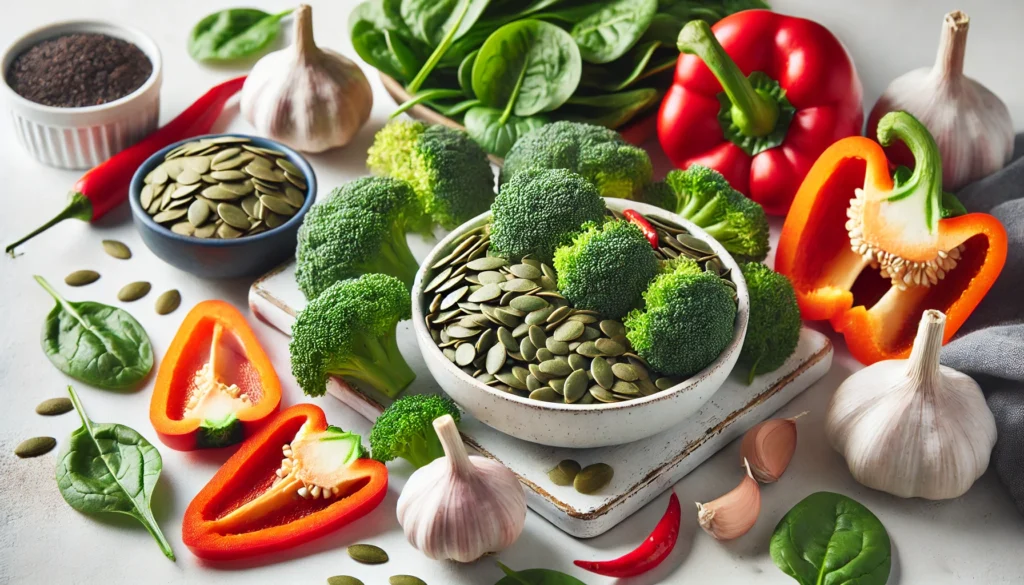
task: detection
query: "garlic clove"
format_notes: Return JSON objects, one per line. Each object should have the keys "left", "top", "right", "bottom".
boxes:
{"left": 739, "top": 413, "right": 804, "bottom": 483}
{"left": 697, "top": 460, "right": 761, "bottom": 540}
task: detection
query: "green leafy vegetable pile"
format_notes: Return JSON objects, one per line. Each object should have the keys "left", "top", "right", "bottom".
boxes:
{"left": 350, "top": 0, "right": 770, "bottom": 156}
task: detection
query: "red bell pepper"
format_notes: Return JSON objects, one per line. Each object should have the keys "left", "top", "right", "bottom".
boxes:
{"left": 658, "top": 11, "right": 863, "bottom": 216}
{"left": 150, "top": 300, "right": 282, "bottom": 451}
{"left": 182, "top": 404, "right": 388, "bottom": 561}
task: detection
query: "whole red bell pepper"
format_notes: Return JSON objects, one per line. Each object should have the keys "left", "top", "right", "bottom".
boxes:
{"left": 182, "top": 403, "right": 387, "bottom": 561}
{"left": 658, "top": 11, "right": 863, "bottom": 216}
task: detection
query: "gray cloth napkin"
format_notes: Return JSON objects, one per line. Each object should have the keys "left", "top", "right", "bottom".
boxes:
{"left": 941, "top": 134, "right": 1024, "bottom": 513}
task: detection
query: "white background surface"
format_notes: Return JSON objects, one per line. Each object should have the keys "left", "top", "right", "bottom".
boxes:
{"left": 2, "top": 1, "right": 1023, "bottom": 584}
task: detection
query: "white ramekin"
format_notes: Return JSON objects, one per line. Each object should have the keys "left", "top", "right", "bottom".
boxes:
{"left": 1, "top": 20, "right": 162, "bottom": 169}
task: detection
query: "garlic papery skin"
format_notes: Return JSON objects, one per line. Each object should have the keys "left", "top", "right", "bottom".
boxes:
{"left": 825, "top": 310, "right": 997, "bottom": 500}
{"left": 396, "top": 414, "right": 526, "bottom": 562}
{"left": 867, "top": 11, "right": 1013, "bottom": 191}
{"left": 241, "top": 4, "right": 372, "bottom": 153}
{"left": 739, "top": 413, "right": 804, "bottom": 483}
{"left": 696, "top": 460, "right": 761, "bottom": 541}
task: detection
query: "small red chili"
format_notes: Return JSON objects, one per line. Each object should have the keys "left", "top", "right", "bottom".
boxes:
{"left": 623, "top": 209, "right": 659, "bottom": 249}
{"left": 574, "top": 491, "right": 681, "bottom": 578}
{"left": 6, "top": 76, "right": 247, "bottom": 256}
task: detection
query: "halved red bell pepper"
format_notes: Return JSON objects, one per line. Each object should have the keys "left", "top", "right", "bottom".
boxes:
{"left": 658, "top": 11, "right": 863, "bottom": 216}
{"left": 777, "top": 111, "right": 1007, "bottom": 364}
{"left": 150, "top": 300, "right": 281, "bottom": 450}
{"left": 183, "top": 403, "right": 388, "bottom": 561}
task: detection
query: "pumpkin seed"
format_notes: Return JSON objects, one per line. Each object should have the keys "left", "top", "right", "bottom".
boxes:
{"left": 548, "top": 459, "right": 581, "bottom": 485}
{"left": 389, "top": 576, "right": 427, "bottom": 585}
{"left": 590, "top": 357, "right": 614, "bottom": 389}
{"left": 327, "top": 577, "right": 364, "bottom": 585}
{"left": 468, "top": 283, "right": 502, "bottom": 303}
{"left": 117, "top": 281, "right": 151, "bottom": 302}
{"left": 525, "top": 306, "right": 555, "bottom": 325}
{"left": 600, "top": 320, "right": 626, "bottom": 338}
{"left": 347, "top": 544, "right": 388, "bottom": 564}
{"left": 187, "top": 199, "right": 211, "bottom": 226}
{"left": 612, "top": 362, "right": 639, "bottom": 381}
{"left": 656, "top": 377, "right": 679, "bottom": 390}
{"left": 564, "top": 369, "right": 589, "bottom": 403}
{"left": 455, "top": 343, "right": 477, "bottom": 366}
{"left": 467, "top": 256, "right": 506, "bottom": 271}
{"left": 155, "top": 290, "right": 181, "bottom": 315}
{"left": 101, "top": 239, "right": 131, "bottom": 259}
{"left": 64, "top": 270, "right": 100, "bottom": 286}
{"left": 553, "top": 320, "right": 584, "bottom": 342}
{"left": 612, "top": 380, "right": 641, "bottom": 396}
{"left": 595, "top": 338, "right": 626, "bottom": 356}
{"left": 509, "top": 263, "right": 542, "bottom": 279}
{"left": 486, "top": 343, "right": 507, "bottom": 374}
{"left": 35, "top": 397, "right": 73, "bottom": 416}
{"left": 574, "top": 463, "right": 614, "bottom": 494}
{"left": 568, "top": 353, "right": 588, "bottom": 371}
{"left": 529, "top": 387, "right": 560, "bottom": 402}
{"left": 15, "top": 436, "right": 56, "bottom": 458}
{"left": 153, "top": 208, "right": 188, "bottom": 224}
{"left": 539, "top": 359, "right": 573, "bottom": 377}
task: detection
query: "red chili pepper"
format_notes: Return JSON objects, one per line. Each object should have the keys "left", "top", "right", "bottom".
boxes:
{"left": 6, "top": 76, "right": 247, "bottom": 256}
{"left": 623, "top": 209, "right": 659, "bottom": 249}
{"left": 574, "top": 491, "right": 681, "bottom": 578}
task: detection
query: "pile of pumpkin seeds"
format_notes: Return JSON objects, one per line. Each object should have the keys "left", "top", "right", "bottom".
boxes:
{"left": 141, "top": 136, "right": 307, "bottom": 239}
{"left": 422, "top": 212, "right": 738, "bottom": 405}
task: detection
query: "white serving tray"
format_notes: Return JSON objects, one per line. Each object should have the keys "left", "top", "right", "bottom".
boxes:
{"left": 250, "top": 261, "right": 832, "bottom": 537}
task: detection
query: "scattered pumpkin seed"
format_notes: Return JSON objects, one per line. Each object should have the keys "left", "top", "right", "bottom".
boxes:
{"left": 117, "top": 281, "right": 151, "bottom": 302}
{"left": 327, "top": 576, "right": 364, "bottom": 585}
{"left": 15, "top": 436, "right": 56, "bottom": 458}
{"left": 155, "top": 289, "right": 181, "bottom": 315}
{"left": 574, "top": 463, "right": 614, "bottom": 494}
{"left": 64, "top": 270, "right": 100, "bottom": 287}
{"left": 101, "top": 239, "right": 131, "bottom": 259}
{"left": 35, "top": 397, "right": 73, "bottom": 416}
{"left": 548, "top": 459, "right": 581, "bottom": 486}
{"left": 389, "top": 577, "right": 427, "bottom": 585}
{"left": 347, "top": 544, "right": 388, "bottom": 564}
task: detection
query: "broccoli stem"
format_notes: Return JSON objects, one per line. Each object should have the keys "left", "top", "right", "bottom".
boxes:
{"left": 370, "top": 224, "right": 419, "bottom": 289}
{"left": 338, "top": 330, "right": 416, "bottom": 398}
{"left": 402, "top": 431, "right": 447, "bottom": 469}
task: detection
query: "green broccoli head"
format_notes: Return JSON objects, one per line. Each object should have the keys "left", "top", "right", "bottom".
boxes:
{"left": 500, "top": 121, "right": 653, "bottom": 200}
{"left": 367, "top": 120, "right": 495, "bottom": 233}
{"left": 296, "top": 177, "right": 420, "bottom": 299}
{"left": 739, "top": 262, "right": 801, "bottom": 383}
{"left": 490, "top": 168, "right": 606, "bottom": 262}
{"left": 554, "top": 220, "right": 659, "bottom": 319}
{"left": 369, "top": 394, "right": 461, "bottom": 468}
{"left": 289, "top": 273, "right": 416, "bottom": 399}
{"left": 625, "top": 259, "right": 737, "bottom": 378}
{"left": 665, "top": 165, "right": 770, "bottom": 263}
{"left": 640, "top": 180, "right": 678, "bottom": 211}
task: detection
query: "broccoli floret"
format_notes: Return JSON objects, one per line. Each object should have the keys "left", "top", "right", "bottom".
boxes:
{"left": 296, "top": 177, "right": 420, "bottom": 299}
{"left": 625, "top": 259, "right": 737, "bottom": 378}
{"left": 554, "top": 220, "right": 659, "bottom": 319}
{"left": 739, "top": 262, "right": 801, "bottom": 383}
{"left": 500, "top": 121, "right": 653, "bottom": 200}
{"left": 367, "top": 120, "right": 495, "bottom": 233}
{"left": 369, "top": 394, "right": 461, "bottom": 468}
{"left": 289, "top": 273, "right": 415, "bottom": 399}
{"left": 664, "top": 165, "right": 770, "bottom": 263}
{"left": 490, "top": 168, "right": 605, "bottom": 262}
{"left": 640, "top": 180, "right": 678, "bottom": 211}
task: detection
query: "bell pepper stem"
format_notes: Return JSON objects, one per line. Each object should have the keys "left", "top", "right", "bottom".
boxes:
{"left": 677, "top": 20, "right": 779, "bottom": 138}
{"left": 876, "top": 111, "right": 943, "bottom": 232}
{"left": 6, "top": 192, "right": 93, "bottom": 256}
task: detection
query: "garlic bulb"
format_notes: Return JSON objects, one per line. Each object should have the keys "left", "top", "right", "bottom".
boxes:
{"left": 696, "top": 460, "right": 761, "bottom": 540}
{"left": 241, "top": 4, "right": 372, "bottom": 153}
{"left": 396, "top": 414, "right": 526, "bottom": 562}
{"left": 826, "top": 310, "right": 997, "bottom": 500}
{"left": 867, "top": 11, "right": 1013, "bottom": 190}
{"left": 740, "top": 413, "right": 804, "bottom": 483}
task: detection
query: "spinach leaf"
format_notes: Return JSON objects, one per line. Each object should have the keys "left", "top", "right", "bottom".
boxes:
{"left": 351, "top": 0, "right": 429, "bottom": 81}
{"left": 464, "top": 106, "right": 547, "bottom": 157}
{"left": 404, "top": 0, "right": 492, "bottom": 93}
{"left": 642, "top": 12, "right": 685, "bottom": 43}
{"left": 36, "top": 276, "right": 153, "bottom": 390}
{"left": 472, "top": 19, "right": 581, "bottom": 117}
{"left": 57, "top": 386, "right": 175, "bottom": 560}
{"left": 583, "top": 41, "right": 663, "bottom": 91}
{"left": 560, "top": 87, "right": 660, "bottom": 127}
{"left": 434, "top": 98, "right": 482, "bottom": 117}
{"left": 495, "top": 562, "right": 589, "bottom": 585}
{"left": 458, "top": 49, "right": 479, "bottom": 93}
{"left": 188, "top": 8, "right": 292, "bottom": 62}
{"left": 770, "top": 492, "right": 891, "bottom": 585}
{"left": 570, "top": 0, "right": 658, "bottom": 64}
{"left": 660, "top": 0, "right": 770, "bottom": 24}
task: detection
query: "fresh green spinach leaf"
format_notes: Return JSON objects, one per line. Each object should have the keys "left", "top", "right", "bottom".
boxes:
{"left": 351, "top": 0, "right": 429, "bottom": 81}
{"left": 57, "top": 386, "right": 175, "bottom": 560}
{"left": 660, "top": 0, "right": 769, "bottom": 24}
{"left": 583, "top": 41, "right": 662, "bottom": 91}
{"left": 458, "top": 49, "right": 479, "bottom": 93}
{"left": 404, "top": 0, "right": 492, "bottom": 93}
{"left": 464, "top": 106, "right": 547, "bottom": 157}
{"left": 188, "top": 8, "right": 292, "bottom": 62}
{"left": 472, "top": 19, "right": 581, "bottom": 117}
{"left": 560, "top": 87, "right": 660, "bottom": 127}
{"left": 770, "top": 492, "right": 891, "bottom": 585}
{"left": 36, "top": 276, "right": 153, "bottom": 390}
{"left": 495, "top": 562, "right": 589, "bottom": 585}
{"left": 642, "top": 12, "right": 684, "bottom": 43}
{"left": 570, "top": 0, "right": 658, "bottom": 64}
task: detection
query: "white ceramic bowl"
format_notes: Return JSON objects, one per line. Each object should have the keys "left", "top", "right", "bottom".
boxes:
{"left": 1, "top": 20, "right": 162, "bottom": 169}
{"left": 412, "top": 199, "right": 750, "bottom": 448}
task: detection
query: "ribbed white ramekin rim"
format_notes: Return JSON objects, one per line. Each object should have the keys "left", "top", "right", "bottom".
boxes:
{"left": 1, "top": 20, "right": 163, "bottom": 169}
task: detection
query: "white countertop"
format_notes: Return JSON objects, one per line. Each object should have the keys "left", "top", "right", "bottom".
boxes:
{"left": 1, "top": 1, "right": 1022, "bottom": 584}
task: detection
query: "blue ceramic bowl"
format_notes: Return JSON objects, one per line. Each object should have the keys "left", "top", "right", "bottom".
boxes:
{"left": 129, "top": 134, "right": 316, "bottom": 279}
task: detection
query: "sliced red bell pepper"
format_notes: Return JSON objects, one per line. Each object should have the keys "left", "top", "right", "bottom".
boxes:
{"left": 150, "top": 300, "right": 281, "bottom": 450}
{"left": 183, "top": 403, "right": 388, "bottom": 561}
{"left": 658, "top": 11, "right": 863, "bottom": 216}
